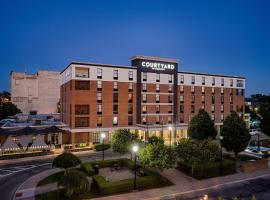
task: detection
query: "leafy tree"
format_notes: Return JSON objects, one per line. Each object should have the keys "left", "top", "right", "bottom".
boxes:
{"left": 0, "top": 91, "right": 11, "bottom": 101}
{"left": 221, "top": 111, "right": 250, "bottom": 158}
{"left": 260, "top": 111, "right": 270, "bottom": 137}
{"left": 0, "top": 102, "right": 21, "bottom": 120}
{"left": 188, "top": 109, "right": 217, "bottom": 140}
{"left": 58, "top": 170, "right": 89, "bottom": 198}
{"left": 111, "top": 129, "right": 138, "bottom": 154}
{"left": 148, "top": 136, "right": 164, "bottom": 145}
{"left": 139, "top": 140, "right": 176, "bottom": 170}
{"left": 52, "top": 153, "right": 81, "bottom": 174}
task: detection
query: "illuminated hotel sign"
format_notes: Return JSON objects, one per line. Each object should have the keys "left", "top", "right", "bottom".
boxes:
{"left": 141, "top": 61, "right": 175, "bottom": 71}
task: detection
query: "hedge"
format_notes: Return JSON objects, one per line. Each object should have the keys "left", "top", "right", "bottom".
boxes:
{"left": 92, "top": 171, "right": 171, "bottom": 195}
{"left": 178, "top": 159, "right": 236, "bottom": 178}
{"left": 94, "top": 144, "right": 111, "bottom": 151}
{"left": 81, "top": 162, "right": 95, "bottom": 176}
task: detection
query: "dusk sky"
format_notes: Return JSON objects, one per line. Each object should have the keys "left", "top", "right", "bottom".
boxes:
{"left": 0, "top": 0, "right": 270, "bottom": 97}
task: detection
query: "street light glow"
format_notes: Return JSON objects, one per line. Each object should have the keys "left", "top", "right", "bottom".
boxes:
{"left": 220, "top": 135, "right": 224, "bottom": 140}
{"left": 101, "top": 133, "right": 106, "bottom": 139}
{"left": 132, "top": 145, "right": 138, "bottom": 153}
{"left": 168, "top": 126, "right": 172, "bottom": 131}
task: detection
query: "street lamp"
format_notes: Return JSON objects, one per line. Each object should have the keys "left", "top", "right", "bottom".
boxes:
{"left": 219, "top": 135, "right": 223, "bottom": 176}
{"left": 257, "top": 132, "right": 260, "bottom": 151}
{"left": 101, "top": 133, "right": 106, "bottom": 161}
{"left": 168, "top": 126, "right": 172, "bottom": 147}
{"left": 132, "top": 145, "right": 138, "bottom": 191}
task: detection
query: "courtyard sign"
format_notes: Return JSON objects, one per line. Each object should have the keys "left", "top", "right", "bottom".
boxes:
{"left": 141, "top": 61, "right": 175, "bottom": 71}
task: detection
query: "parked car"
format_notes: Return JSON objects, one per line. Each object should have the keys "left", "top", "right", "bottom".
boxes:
{"left": 249, "top": 129, "right": 260, "bottom": 136}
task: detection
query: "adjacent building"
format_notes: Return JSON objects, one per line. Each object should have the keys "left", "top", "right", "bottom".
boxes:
{"left": 60, "top": 56, "right": 246, "bottom": 147}
{"left": 11, "top": 70, "right": 60, "bottom": 114}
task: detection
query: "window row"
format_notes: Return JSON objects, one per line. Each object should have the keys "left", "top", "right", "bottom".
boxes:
{"left": 142, "top": 105, "right": 173, "bottom": 114}
{"left": 142, "top": 72, "right": 173, "bottom": 83}
{"left": 142, "top": 94, "right": 173, "bottom": 103}
{"left": 142, "top": 116, "right": 172, "bottom": 125}
{"left": 142, "top": 83, "right": 173, "bottom": 93}
{"left": 75, "top": 116, "right": 133, "bottom": 127}
{"left": 75, "top": 80, "right": 134, "bottom": 91}
{"left": 180, "top": 95, "right": 233, "bottom": 104}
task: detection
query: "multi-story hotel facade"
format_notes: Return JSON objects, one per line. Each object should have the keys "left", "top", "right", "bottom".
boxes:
{"left": 60, "top": 56, "right": 245, "bottom": 147}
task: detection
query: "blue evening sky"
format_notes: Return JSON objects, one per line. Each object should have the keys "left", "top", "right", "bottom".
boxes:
{"left": 0, "top": 0, "right": 269, "bottom": 96}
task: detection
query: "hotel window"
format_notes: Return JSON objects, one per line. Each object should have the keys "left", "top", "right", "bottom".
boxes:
{"left": 97, "top": 117, "right": 102, "bottom": 127}
{"left": 113, "top": 116, "right": 118, "bottom": 125}
{"left": 168, "top": 105, "right": 172, "bottom": 113}
{"left": 212, "top": 77, "right": 215, "bottom": 86}
{"left": 201, "top": 105, "right": 205, "bottom": 110}
{"left": 221, "top": 95, "right": 224, "bottom": 104}
{"left": 156, "top": 94, "right": 160, "bottom": 103}
{"left": 221, "top": 87, "right": 224, "bottom": 94}
{"left": 202, "top": 95, "right": 205, "bottom": 103}
{"left": 212, "top": 87, "right": 215, "bottom": 94}
{"left": 180, "top": 115, "right": 184, "bottom": 123}
{"left": 180, "top": 105, "right": 184, "bottom": 113}
{"left": 180, "top": 85, "right": 184, "bottom": 93}
{"left": 128, "top": 116, "right": 133, "bottom": 125}
{"left": 221, "top": 78, "right": 224, "bottom": 86}
{"left": 168, "top": 85, "right": 172, "bottom": 93}
{"left": 211, "top": 114, "right": 215, "bottom": 121}
{"left": 75, "top": 117, "right": 89, "bottom": 128}
{"left": 97, "top": 92, "right": 102, "bottom": 102}
{"left": 230, "top": 105, "right": 233, "bottom": 112}
{"left": 142, "top": 94, "right": 147, "bottom": 103}
{"left": 202, "top": 86, "right": 205, "bottom": 94}
{"left": 129, "top": 82, "right": 133, "bottom": 91}
{"left": 142, "top": 72, "right": 147, "bottom": 81}
{"left": 128, "top": 104, "right": 133, "bottom": 114}
{"left": 230, "top": 79, "right": 233, "bottom": 87}
{"left": 113, "top": 93, "right": 118, "bottom": 103}
{"left": 113, "top": 104, "right": 118, "bottom": 114}
{"left": 168, "top": 116, "right": 172, "bottom": 123}
{"left": 212, "top": 96, "right": 215, "bottom": 104}
{"left": 168, "top": 74, "right": 173, "bottom": 83}
{"left": 168, "top": 95, "right": 173, "bottom": 103}
{"left": 211, "top": 105, "right": 215, "bottom": 112}
{"left": 230, "top": 96, "right": 233, "bottom": 104}
{"left": 230, "top": 88, "right": 233, "bottom": 95}
{"left": 221, "top": 114, "right": 224, "bottom": 122}
{"left": 75, "top": 80, "right": 90, "bottom": 90}
{"left": 156, "top": 73, "right": 160, "bottom": 82}
{"left": 202, "top": 77, "right": 205, "bottom": 85}
{"left": 192, "top": 95, "right": 195, "bottom": 103}
{"left": 156, "top": 84, "right": 160, "bottom": 92}
{"left": 97, "top": 104, "right": 102, "bottom": 114}
{"left": 191, "top": 105, "right": 195, "bottom": 113}
{"left": 191, "top": 76, "right": 195, "bottom": 84}
{"left": 142, "top": 83, "right": 147, "bottom": 92}
{"left": 142, "top": 105, "right": 147, "bottom": 113}
{"left": 156, "top": 105, "right": 160, "bottom": 113}
{"left": 221, "top": 105, "right": 224, "bottom": 112}
{"left": 128, "top": 93, "right": 133, "bottom": 103}
{"left": 237, "top": 89, "right": 243, "bottom": 96}
{"left": 180, "top": 75, "right": 184, "bottom": 83}
{"left": 75, "top": 67, "right": 89, "bottom": 78}
{"left": 180, "top": 95, "right": 184, "bottom": 103}
{"left": 128, "top": 71, "right": 133, "bottom": 81}
{"left": 75, "top": 105, "right": 89, "bottom": 115}
{"left": 114, "top": 82, "right": 118, "bottom": 91}
{"left": 142, "top": 116, "right": 147, "bottom": 124}
{"left": 97, "top": 68, "right": 102, "bottom": 79}
{"left": 156, "top": 116, "right": 160, "bottom": 124}
{"left": 237, "top": 80, "right": 243, "bottom": 87}
{"left": 191, "top": 86, "right": 195, "bottom": 93}
{"left": 97, "top": 80, "right": 102, "bottom": 90}
{"left": 113, "top": 70, "right": 118, "bottom": 80}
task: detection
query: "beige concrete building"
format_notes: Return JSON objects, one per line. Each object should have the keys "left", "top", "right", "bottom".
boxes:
{"left": 11, "top": 70, "right": 60, "bottom": 114}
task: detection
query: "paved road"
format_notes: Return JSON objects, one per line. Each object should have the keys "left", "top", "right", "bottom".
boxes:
{"left": 0, "top": 150, "right": 123, "bottom": 200}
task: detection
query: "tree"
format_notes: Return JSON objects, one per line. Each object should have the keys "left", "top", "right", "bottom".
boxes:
{"left": 260, "top": 111, "right": 270, "bottom": 137}
{"left": 221, "top": 111, "right": 250, "bottom": 158}
{"left": 0, "top": 102, "right": 21, "bottom": 120}
{"left": 148, "top": 136, "right": 164, "bottom": 145}
{"left": 58, "top": 170, "right": 89, "bottom": 198}
{"left": 139, "top": 140, "right": 176, "bottom": 170}
{"left": 188, "top": 109, "right": 217, "bottom": 140}
{"left": 52, "top": 153, "right": 81, "bottom": 174}
{"left": 111, "top": 129, "right": 138, "bottom": 154}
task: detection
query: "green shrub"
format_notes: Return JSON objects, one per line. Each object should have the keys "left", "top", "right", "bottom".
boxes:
{"left": 90, "top": 158, "right": 135, "bottom": 169}
{"left": 178, "top": 159, "right": 236, "bottom": 178}
{"left": 53, "top": 153, "right": 81, "bottom": 174}
{"left": 81, "top": 162, "right": 95, "bottom": 176}
{"left": 94, "top": 144, "right": 111, "bottom": 151}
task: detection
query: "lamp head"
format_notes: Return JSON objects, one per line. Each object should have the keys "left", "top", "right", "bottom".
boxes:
{"left": 101, "top": 133, "right": 106, "bottom": 139}
{"left": 168, "top": 126, "right": 172, "bottom": 131}
{"left": 132, "top": 145, "right": 138, "bottom": 153}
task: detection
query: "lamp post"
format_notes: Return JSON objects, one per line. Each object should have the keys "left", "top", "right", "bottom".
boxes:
{"left": 132, "top": 145, "right": 138, "bottom": 191}
{"left": 168, "top": 126, "right": 172, "bottom": 147}
{"left": 219, "top": 135, "right": 223, "bottom": 176}
{"left": 257, "top": 132, "right": 260, "bottom": 151}
{"left": 101, "top": 133, "right": 106, "bottom": 161}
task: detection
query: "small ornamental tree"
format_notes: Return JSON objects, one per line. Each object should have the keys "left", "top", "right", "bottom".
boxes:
{"left": 148, "top": 136, "right": 164, "bottom": 145}
{"left": 188, "top": 109, "right": 217, "bottom": 140}
{"left": 52, "top": 153, "right": 81, "bottom": 174}
{"left": 0, "top": 102, "right": 21, "bottom": 120}
{"left": 221, "top": 111, "right": 250, "bottom": 158}
{"left": 111, "top": 129, "right": 138, "bottom": 154}
{"left": 58, "top": 170, "right": 89, "bottom": 198}
{"left": 260, "top": 111, "right": 270, "bottom": 137}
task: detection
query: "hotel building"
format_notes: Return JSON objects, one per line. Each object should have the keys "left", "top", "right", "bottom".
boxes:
{"left": 60, "top": 56, "right": 245, "bottom": 147}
